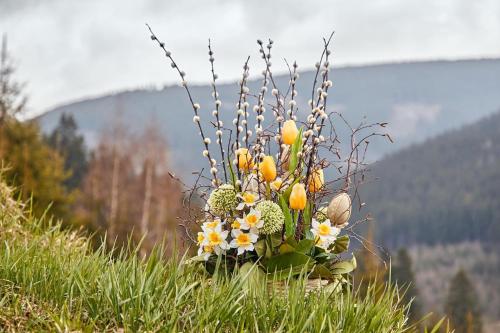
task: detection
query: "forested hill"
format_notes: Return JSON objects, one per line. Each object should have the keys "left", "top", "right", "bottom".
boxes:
{"left": 37, "top": 58, "right": 500, "bottom": 181}
{"left": 362, "top": 110, "right": 500, "bottom": 248}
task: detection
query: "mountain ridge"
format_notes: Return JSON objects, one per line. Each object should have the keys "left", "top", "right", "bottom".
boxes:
{"left": 36, "top": 58, "right": 500, "bottom": 181}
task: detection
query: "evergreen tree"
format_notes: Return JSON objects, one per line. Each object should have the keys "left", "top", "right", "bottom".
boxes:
{"left": 445, "top": 269, "right": 483, "bottom": 333}
{"left": 46, "top": 113, "right": 88, "bottom": 189}
{"left": 391, "top": 248, "right": 421, "bottom": 323}
{"left": 1, "top": 119, "right": 71, "bottom": 219}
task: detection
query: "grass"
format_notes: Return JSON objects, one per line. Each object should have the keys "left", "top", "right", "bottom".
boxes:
{"left": 0, "top": 182, "right": 437, "bottom": 332}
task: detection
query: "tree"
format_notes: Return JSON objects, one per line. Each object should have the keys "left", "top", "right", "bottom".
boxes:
{"left": 0, "top": 119, "right": 70, "bottom": 219}
{"left": 78, "top": 120, "right": 184, "bottom": 256}
{"left": 354, "top": 223, "right": 387, "bottom": 297}
{"left": 391, "top": 248, "right": 421, "bottom": 323}
{"left": 46, "top": 113, "right": 88, "bottom": 190}
{"left": 0, "top": 35, "right": 70, "bottom": 220}
{"left": 79, "top": 121, "right": 134, "bottom": 245}
{"left": 0, "top": 35, "right": 26, "bottom": 125}
{"left": 445, "top": 269, "right": 483, "bottom": 333}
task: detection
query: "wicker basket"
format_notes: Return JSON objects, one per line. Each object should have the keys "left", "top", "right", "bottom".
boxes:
{"left": 267, "top": 278, "right": 334, "bottom": 296}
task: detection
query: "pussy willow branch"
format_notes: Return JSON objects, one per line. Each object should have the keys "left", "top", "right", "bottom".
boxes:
{"left": 304, "top": 38, "right": 332, "bottom": 196}
{"left": 296, "top": 32, "right": 334, "bottom": 182}
{"left": 296, "top": 35, "right": 333, "bottom": 236}
{"left": 147, "top": 24, "right": 218, "bottom": 185}
{"left": 258, "top": 39, "right": 285, "bottom": 168}
{"left": 284, "top": 59, "right": 299, "bottom": 120}
{"left": 241, "top": 60, "right": 251, "bottom": 150}
{"left": 311, "top": 31, "right": 334, "bottom": 106}
{"left": 235, "top": 57, "right": 251, "bottom": 182}
{"left": 207, "top": 39, "right": 227, "bottom": 183}
{"left": 252, "top": 39, "right": 271, "bottom": 197}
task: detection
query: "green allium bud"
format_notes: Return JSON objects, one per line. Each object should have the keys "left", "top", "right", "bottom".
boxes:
{"left": 315, "top": 206, "right": 328, "bottom": 223}
{"left": 256, "top": 200, "right": 284, "bottom": 235}
{"left": 207, "top": 184, "right": 237, "bottom": 216}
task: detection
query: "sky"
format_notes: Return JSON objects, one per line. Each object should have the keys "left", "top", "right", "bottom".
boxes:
{"left": 1, "top": 0, "right": 499, "bottom": 117}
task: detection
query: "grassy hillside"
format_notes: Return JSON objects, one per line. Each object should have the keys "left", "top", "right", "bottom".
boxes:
{"left": 361, "top": 110, "right": 500, "bottom": 248}
{"left": 0, "top": 180, "right": 425, "bottom": 332}
{"left": 36, "top": 59, "right": 500, "bottom": 182}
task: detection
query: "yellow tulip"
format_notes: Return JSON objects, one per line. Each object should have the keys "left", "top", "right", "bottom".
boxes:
{"left": 289, "top": 183, "right": 307, "bottom": 210}
{"left": 308, "top": 168, "right": 324, "bottom": 193}
{"left": 259, "top": 156, "right": 277, "bottom": 182}
{"left": 282, "top": 120, "right": 299, "bottom": 145}
{"left": 237, "top": 148, "right": 254, "bottom": 171}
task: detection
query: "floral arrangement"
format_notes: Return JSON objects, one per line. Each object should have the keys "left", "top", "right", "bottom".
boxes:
{"left": 148, "top": 26, "right": 391, "bottom": 285}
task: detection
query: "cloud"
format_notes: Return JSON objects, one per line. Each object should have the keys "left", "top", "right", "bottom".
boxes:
{"left": 388, "top": 103, "right": 442, "bottom": 139}
{"left": 0, "top": 0, "right": 499, "bottom": 116}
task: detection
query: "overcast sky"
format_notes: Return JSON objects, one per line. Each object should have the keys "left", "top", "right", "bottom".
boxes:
{"left": 1, "top": 0, "right": 499, "bottom": 117}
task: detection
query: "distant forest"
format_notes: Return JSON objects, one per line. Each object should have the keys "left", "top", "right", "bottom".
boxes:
{"left": 361, "top": 111, "right": 500, "bottom": 248}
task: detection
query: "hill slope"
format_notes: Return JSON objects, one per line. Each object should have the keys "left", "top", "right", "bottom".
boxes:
{"left": 36, "top": 58, "right": 500, "bottom": 181}
{"left": 362, "top": 110, "right": 500, "bottom": 248}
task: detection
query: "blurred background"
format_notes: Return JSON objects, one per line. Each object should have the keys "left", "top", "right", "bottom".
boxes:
{"left": 1, "top": 1, "right": 499, "bottom": 331}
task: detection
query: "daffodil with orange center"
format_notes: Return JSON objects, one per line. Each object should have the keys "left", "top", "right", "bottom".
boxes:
{"left": 236, "top": 191, "right": 259, "bottom": 210}
{"left": 311, "top": 219, "right": 340, "bottom": 250}
{"left": 199, "top": 223, "right": 229, "bottom": 260}
{"left": 237, "top": 209, "right": 264, "bottom": 231}
{"left": 230, "top": 229, "right": 258, "bottom": 255}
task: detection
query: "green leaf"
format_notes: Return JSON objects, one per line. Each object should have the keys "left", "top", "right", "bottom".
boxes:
{"left": 278, "top": 194, "right": 294, "bottom": 237}
{"left": 227, "top": 154, "right": 237, "bottom": 189}
{"left": 323, "top": 280, "right": 343, "bottom": 294}
{"left": 332, "top": 235, "right": 350, "bottom": 254}
{"left": 284, "top": 237, "right": 298, "bottom": 248}
{"left": 270, "top": 233, "right": 283, "bottom": 248}
{"left": 264, "top": 251, "right": 314, "bottom": 273}
{"left": 310, "top": 263, "right": 335, "bottom": 280}
{"left": 254, "top": 239, "right": 266, "bottom": 258}
{"left": 303, "top": 201, "right": 313, "bottom": 230}
{"left": 330, "top": 256, "right": 357, "bottom": 275}
{"left": 295, "top": 239, "right": 315, "bottom": 254}
{"left": 239, "top": 262, "right": 266, "bottom": 291}
{"left": 305, "top": 230, "right": 315, "bottom": 240}
{"left": 279, "top": 243, "right": 295, "bottom": 254}
{"left": 288, "top": 127, "right": 303, "bottom": 173}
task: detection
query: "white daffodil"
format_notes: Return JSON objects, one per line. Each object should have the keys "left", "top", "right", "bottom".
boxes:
{"left": 197, "top": 245, "right": 214, "bottom": 261}
{"left": 311, "top": 219, "right": 340, "bottom": 248}
{"left": 236, "top": 191, "right": 260, "bottom": 210}
{"left": 201, "top": 219, "right": 225, "bottom": 232}
{"left": 231, "top": 219, "right": 241, "bottom": 230}
{"left": 197, "top": 232, "right": 205, "bottom": 246}
{"left": 314, "top": 237, "right": 333, "bottom": 251}
{"left": 201, "top": 224, "right": 230, "bottom": 254}
{"left": 230, "top": 229, "right": 258, "bottom": 255}
{"left": 237, "top": 209, "right": 264, "bottom": 231}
